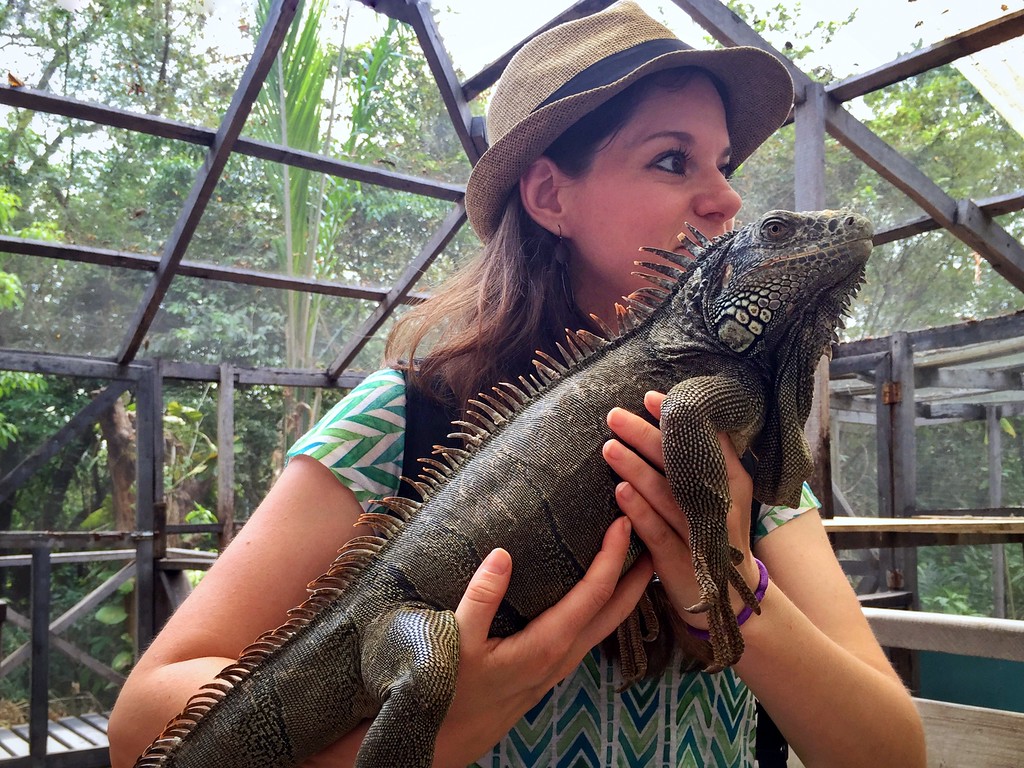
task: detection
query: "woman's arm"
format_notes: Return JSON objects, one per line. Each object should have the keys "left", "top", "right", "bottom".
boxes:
{"left": 603, "top": 392, "right": 926, "bottom": 768}
{"left": 107, "top": 456, "right": 369, "bottom": 766}
{"left": 109, "top": 456, "right": 653, "bottom": 768}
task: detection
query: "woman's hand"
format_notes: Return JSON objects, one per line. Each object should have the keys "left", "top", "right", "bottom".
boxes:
{"left": 428, "top": 516, "right": 653, "bottom": 768}
{"left": 602, "top": 390, "right": 758, "bottom": 628}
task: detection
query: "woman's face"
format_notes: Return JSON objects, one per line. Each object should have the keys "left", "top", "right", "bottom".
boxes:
{"left": 555, "top": 74, "right": 742, "bottom": 323}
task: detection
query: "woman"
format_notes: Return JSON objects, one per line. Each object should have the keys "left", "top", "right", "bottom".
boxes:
{"left": 109, "top": 3, "right": 926, "bottom": 766}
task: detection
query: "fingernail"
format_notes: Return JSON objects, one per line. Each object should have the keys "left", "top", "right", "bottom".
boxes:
{"left": 482, "top": 548, "right": 510, "bottom": 575}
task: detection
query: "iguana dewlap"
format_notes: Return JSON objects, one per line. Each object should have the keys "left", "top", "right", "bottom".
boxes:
{"left": 135, "top": 209, "right": 871, "bottom": 768}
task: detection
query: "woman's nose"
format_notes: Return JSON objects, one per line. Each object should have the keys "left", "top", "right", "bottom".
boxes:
{"left": 692, "top": 172, "right": 742, "bottom": 229}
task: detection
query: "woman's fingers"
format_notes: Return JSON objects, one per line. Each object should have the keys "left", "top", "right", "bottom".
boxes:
{"left": 454, "top": 548, "right": 513, "bottom": 644}
{"left": 606, "top": 402, "right": 665, "bottom": 469}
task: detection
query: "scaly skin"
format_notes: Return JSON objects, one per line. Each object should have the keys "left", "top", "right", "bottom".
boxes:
{"left": 135, "top": 209, "right": 872, "bottom": 768}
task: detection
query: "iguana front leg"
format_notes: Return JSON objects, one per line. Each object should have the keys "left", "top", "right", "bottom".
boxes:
{"left": 660, "top": 375, "right": 765, "bottom": 672}
{"left": 357, "top": 605, "right": 460, "bottom": 768}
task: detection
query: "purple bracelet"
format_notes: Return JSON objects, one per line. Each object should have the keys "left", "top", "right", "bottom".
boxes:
{"left": 684, "top": 557, "right": 769, "bottom": 642}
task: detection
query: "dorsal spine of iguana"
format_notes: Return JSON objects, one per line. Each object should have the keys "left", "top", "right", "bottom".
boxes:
{"left": 135, "top": 209, "right": 872, "bottom": 768}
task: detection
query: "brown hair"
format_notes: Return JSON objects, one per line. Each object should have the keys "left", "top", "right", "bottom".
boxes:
{"left": 386, "top": 69, "right": 709, "bottom": 408}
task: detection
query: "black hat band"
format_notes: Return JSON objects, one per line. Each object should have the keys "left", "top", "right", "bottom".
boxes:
{"left": 534, "top": 37, "right": 693, "bottom": 112}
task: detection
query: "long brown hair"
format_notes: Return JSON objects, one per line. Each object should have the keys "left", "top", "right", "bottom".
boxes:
{"left": 386, "top": 68, "right": 710, "bottom": 408}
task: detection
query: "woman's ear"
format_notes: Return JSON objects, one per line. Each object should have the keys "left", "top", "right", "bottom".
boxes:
{"left": 519, "top": 156, "right": 568, "bottom": 235}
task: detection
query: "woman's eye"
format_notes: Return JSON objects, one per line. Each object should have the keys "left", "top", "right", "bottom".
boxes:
{"left": 653, "top": 151, "right": 689, "bottom": 175}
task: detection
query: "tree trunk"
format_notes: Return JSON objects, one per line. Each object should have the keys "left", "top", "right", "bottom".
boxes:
{"left": 96, "top": 394, "right": 136, "bottom": 532}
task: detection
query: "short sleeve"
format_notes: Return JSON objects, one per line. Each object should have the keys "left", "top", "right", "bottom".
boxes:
{"left": 753, "top": 482, "right": 820, "bottom": 542}
{"left": 286, "top": 368, "right": 406, "bottom": 510}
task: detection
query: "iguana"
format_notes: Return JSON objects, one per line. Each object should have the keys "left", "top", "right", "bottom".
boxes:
{"left": 135, "top": 209, "right": 872, "bottom": 768}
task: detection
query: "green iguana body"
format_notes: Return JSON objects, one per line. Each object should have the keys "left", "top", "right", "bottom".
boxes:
{"left": 136, "top": 209, "right": 871, "bottom": 768}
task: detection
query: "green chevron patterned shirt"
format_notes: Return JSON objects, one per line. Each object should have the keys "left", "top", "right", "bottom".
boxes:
{"left": 288, "top": 368, "right": 817, "bottom": 767}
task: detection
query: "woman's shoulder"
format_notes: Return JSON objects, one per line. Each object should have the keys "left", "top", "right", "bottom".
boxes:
{"left": 286, "top": 368, "right": 409, "bottom": 506}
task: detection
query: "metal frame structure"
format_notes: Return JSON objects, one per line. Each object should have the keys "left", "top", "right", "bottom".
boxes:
{"left": 1, "top": 0, "right": 1023, "bottom": 765}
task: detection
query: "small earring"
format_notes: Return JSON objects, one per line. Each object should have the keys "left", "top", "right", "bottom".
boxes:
{"left": 554, "top": 226, "right": 570, "bottom": 266}
{"left": 553, "top": 227, "right": 576, "bottom": 312}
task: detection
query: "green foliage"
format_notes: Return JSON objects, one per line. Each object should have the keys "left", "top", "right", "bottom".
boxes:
{"left": 918, "top": 545, "right": 1024, "bottom": 620}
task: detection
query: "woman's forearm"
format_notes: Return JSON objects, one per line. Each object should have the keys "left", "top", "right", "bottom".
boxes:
{"left": 108, "top": 657, "right": 236, "bottom": 767}
{"left": 735, "top": 583, "right": 925, "bottom": 768}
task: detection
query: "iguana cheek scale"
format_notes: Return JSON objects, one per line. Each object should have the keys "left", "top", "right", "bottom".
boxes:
{"left": 135, "top": 209, "right": 872, "bottom": 768}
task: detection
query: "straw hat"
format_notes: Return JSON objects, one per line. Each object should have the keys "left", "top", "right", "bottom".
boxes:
{"left": 465, "top": 0, "right": 795, "bottom": 241}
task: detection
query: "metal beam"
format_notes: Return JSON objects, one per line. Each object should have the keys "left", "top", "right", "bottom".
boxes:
{"left": 327, "top": 202, "right": 466, "bottom": 377}
{"left": 115, "top": 0, "right": 300, "bottom": 363}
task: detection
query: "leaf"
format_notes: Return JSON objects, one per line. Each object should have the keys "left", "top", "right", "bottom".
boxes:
{"left": 95, "top": 604, "right": 128, "bottom": 626}
{"left": 1000, "top": 417, "right": 1016, "bottom": 438}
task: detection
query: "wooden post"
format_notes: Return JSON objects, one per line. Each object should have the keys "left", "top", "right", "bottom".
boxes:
{"left": 29, "top": 545, "right": 50, "bottom": 768}
{"left": 889, "top": 333, "right": 917, "bottom": 602}
{"left": 218, "top": 364, "right": 236, "bottom": 549}
{"left": 794, "top": 81, "right": 834, "bottom": 516}
{"left": 134, "top": 360, "right": 164, "bottom": 652}
{"left": 987, "top": 406, "right": 1006, "bottom": 617}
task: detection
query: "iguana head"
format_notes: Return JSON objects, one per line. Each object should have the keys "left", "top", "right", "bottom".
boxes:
{"left": 700, "top": 209, "right": 872, "bottom": 358}
{"left": 639, "top": 209, "right": 872, "bottom": 506}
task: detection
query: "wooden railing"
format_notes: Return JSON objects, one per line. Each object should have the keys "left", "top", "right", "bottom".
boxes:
{"left": 0, "top": 532, "right": 216, "bottom": 767}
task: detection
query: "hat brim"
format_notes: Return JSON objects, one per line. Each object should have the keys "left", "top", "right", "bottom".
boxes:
{"left": 466, "top": 45, "right": 794, "bottom": 241}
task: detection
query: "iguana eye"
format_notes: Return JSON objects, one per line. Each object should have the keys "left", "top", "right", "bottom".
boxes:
{"left": 760, "top": 217, "right": 791, "bottom": 241}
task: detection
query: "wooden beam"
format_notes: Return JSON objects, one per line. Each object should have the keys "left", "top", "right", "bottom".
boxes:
{"left": 0, "top": 87, "right": 464, "bottom": 202}
{"left": 825, "top": 102, "right": 1024, "bottom": 291}
{"left": 873, "top": 190, "right": 1024, "bottom": 247}
{"left": 327, "top": 202, "right": 467, "bottom": 377}
{"left": 915, "top": 698, "right": 1024, "bottom": 768}
{"left": 134, "top": 361, "right": 163, "bottom": 650}
{"left": 401, "top": 1, "right": 483, "bottom": 161}
{"left": 674, "top": 0, "right": 1024, "bottom": 292}
{"left": 834, "top": 311, "right": 1024, "bottom": 361}
{"left": 827, "top": 10, "right": 1024, "bottom": 103}
{"left": 0, "top": 349, "right": 369, "bottom": 388}
{"left": 28, "top": 546, "right": 50, "bottom": 764}
{"left": 919, "top": 402, "right": 1024, "bottom": 421}
{"left": 794, "top": 80, "right": 832, "bottom": 514}
{"left": 2, "top": 606, "right": 126, "bottom": 688}
{"left": 0, "top": 532, "right": 151, "bottom": 548}
{"left": 0, "top": 350, "right": 142, "bottom": 379}
{"left": 863, "top": 607, "right": 1024, "bottom": 662}
{"left": 0, "top": 234, "right": 429, "bottom": 303}
{"left": 915, "top": 367, "right": 1022, "bottom": 391}
{"left": 116, "top": 0, "right": 300, "bottom": 364}
{"left": 217, "top": 364, "right": 236, "bottom": 549}
{"left": 825, "top": 517, "right": 1024, "bottom": 549}
{"left": 0, "top": 563, "right": 135, "bottom": 676}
